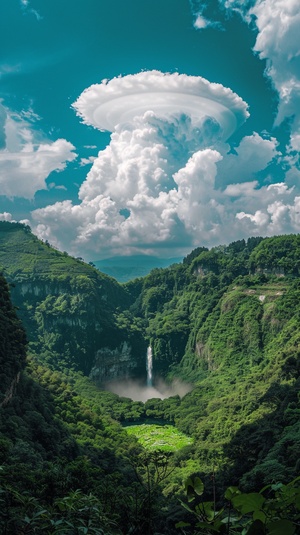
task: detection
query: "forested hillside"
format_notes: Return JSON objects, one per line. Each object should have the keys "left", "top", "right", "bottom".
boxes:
{"left": 124, "top": 235, "right": 300, "bottom": 488}
{"left": 0, "top": 221, "right": 146, "bottom": 378}
{"left": 1, "top": 222, "right": 300, "bottom": 533}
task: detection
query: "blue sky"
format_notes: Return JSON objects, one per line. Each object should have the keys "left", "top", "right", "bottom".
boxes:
{"left": 0, "top": 0, "right": 300, "bottom": 260}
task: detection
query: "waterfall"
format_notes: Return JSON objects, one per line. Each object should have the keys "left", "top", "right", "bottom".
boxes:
{"left": 146, "top": 346, "right": 153, "bottom": 387}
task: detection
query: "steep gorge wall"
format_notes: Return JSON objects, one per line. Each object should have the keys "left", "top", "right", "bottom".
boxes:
{"left": 11, "top": 277, "right": 146, "bottom": 378}
{"left": 0, "top": 223, "right": 146, "bottom": 380}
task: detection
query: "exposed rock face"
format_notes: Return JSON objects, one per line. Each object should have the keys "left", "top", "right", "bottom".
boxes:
{"left": 89, "top": 342, "right": 140, "bottom": 383}
{"left": 0, "top": 372, "right": 21, "bottom": 407}
{"left": 8, "top": 276, "right": 147, "bottom": 379}
{"left": 19, "top": 282, "right": 70, "bottom": 297}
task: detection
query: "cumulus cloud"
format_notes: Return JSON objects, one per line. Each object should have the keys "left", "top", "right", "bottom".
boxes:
{"left": 236, "top": 183, "right": 300, "bottom": 235}
{"left": 30, "top": 68, "right": 300, "bottom": 258}
{"left": 30, "top": 72, "right": 248, "bottom": 256}
{"left": 216, "top": 132, "right": 280, "bottom": 187}
{"left": 248, "top": 0, "right": 300, "bottom": 134}
{"left": 220, "top": 0, "right": 300, "bottom": 138}
{"left": 0, "top": 104, "right": 77, "bottom": 199}
{"left": 0, "top": 212, "right": 13, "bottom": 222}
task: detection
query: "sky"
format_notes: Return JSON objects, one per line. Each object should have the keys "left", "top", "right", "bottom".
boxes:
{"left": 0, "top": 0, "right": 300, "bottom": 260}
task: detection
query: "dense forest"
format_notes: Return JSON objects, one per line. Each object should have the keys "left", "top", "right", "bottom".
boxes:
{"left": 0, "top": 221, "right": 300, "bottom": 534}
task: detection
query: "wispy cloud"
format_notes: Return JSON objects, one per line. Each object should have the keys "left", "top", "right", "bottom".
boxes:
{"left": 0, "top": 64, "right": 21, "bottom": 79}
{"left": 193, "top": 13, "right": 223, "bottom": 30}
{"left": 189, "top": 0, "right": 223, "bottom": 30}
{"left": 20, "top": 0, "right": 42, "bottom": 21}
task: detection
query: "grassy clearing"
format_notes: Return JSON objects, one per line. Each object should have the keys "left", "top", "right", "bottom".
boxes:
{"left": 124, "top": 423, "right": 193, "bottom": 452}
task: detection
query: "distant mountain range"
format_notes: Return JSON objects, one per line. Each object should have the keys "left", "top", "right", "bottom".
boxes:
{"left": 92, "top": 255, "right": 183, "bottom": 282}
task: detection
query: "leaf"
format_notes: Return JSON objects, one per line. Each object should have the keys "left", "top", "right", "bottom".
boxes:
{"left": 185, "top": 476, "right": 204, "bottom": 501}
{"left": 193, "top": 476, "right": 204, "bottom": 496}
{"left": 179, "top": 499, "right": 194, "bottom": 513}
{"left": 201, "top": 501, "right": 215, "bottom": 521}
{"left": 288, "top": 475, "right": 300, "bottom": 486}
{"left": 294, "top": 492, "right": 300, "bottom": 510}
{"left": 33, "top": 509, "right": 48, "bottom": 518}
{"left": 196, "top": 521, "right": 219, "bottom": 532}
{"left": 253, "top": 510, "right": 266, "bottom": 522}
{"left": 266, "top": 520, "right": 296, "bottom": 535}
{"left": 232, "top": 492, "right": 265, "bottom": 513}
{"left": 175, "top": 521, "right": 191, "bottom": 528}
{"left": 225, "top": 486, "right": 241, "bottom": 500}
{"left": 271, "top": 482, "right": 283, "bottom": 491}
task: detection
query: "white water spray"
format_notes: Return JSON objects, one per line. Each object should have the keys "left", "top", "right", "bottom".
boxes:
{"left": 146, "top": 346, "right": 153, "bottom": 387}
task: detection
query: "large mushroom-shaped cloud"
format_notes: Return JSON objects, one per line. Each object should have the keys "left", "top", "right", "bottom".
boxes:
{"left": 32, "top": 71, "right": 259, "bottom": 258}
{"left": 72, "top": 70, "right": 249, "bottom": 140}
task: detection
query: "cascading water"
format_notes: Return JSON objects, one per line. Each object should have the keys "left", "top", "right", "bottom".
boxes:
{"left": 146, "top": 346, "right": 153, "bottom": 387}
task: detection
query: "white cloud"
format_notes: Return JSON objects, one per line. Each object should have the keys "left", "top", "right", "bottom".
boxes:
{"left": 235, "top": 182, "right": 299, "bottom": 235}
{"left": 20, "top": 0, "right": 42, "bottom": 20}
{"left": 79, "top": 156, "right": 96, "bottom": 166}
{"left": 48, "top": 182, "right": 67, "bottom": 191}
{"left": 190, "top": 0, "right": 223, "bottom": 30}
{"left": 0, "top": 212, "right": 13, "bottom": 222}
{"left": 220, "top": 0, "right": 300, "bottom": 139}
{"left": 194, "top": 15, "right": 208, "bottom": 29}
{"left": 72, "top": 70, "right": 249, "bottom": 141}
{"left": 31, "top": 135, "right": 300, "bottom": 257}
{"left": 0, "top": 104, "right": 77, "bottom": 199}
{"left": 0, "top": 64, "right": 21, "bottom": 79}
{"left": 193, "top": 13, "right": 223, "bottom": 30}
{"left": 29, "top": 70, "right": 300, "bottom": 258}
{"left": 249, "top": 0, "right": 300, "bottom": 132}
{"left": 217, "top": 132, "right": 280, "bottom": 187}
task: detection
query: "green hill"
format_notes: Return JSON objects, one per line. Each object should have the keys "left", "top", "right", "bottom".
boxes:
{"left": 0, "top": 221, "right": 146, "bottom": 377}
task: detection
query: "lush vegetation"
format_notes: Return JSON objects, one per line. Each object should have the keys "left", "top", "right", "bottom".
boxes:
{"left": 177, "top": 475, "right": 300, "bottom": 534}
{"left": 0, "top": 221, "right": 146, "bottom": 376}
{"left": 1, "top": 222, "right": 300, "bottom": 532}
{"left": 124, "top": 424, "right": 193, "bottom": 452}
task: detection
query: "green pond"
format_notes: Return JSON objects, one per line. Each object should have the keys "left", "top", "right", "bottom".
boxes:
{"left": 124, "top": 423, "right": 193, "bottom": 452}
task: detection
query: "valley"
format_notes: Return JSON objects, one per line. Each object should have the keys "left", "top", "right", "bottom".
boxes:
{"left": 0, "top": 221, "right": 300, "bottom": 533}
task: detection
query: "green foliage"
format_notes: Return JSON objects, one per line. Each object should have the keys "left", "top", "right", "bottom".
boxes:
{"left": 248, "top": 234, "right": 300, "bottom": 275}
{"left": 124, "top": 424, "right": 193, "bottom": 452}
{"left": 0, "top": 221, "right": 147, "bottom": 376}
{"left": 178, "top": 476, "right": 300, "bottom": 534}
{"left": 2, "top": 224, "right": 300, "bottom": 533}
{"left": 0, "top": 484, "right": 121, "bottom": 534}
{"left": 0, "top": 274, "right": 27, "bottom": 404}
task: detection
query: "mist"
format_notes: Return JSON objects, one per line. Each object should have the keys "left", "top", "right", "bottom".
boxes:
{"left": 103, "top": 376, "right": 192, "bottom": 402}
